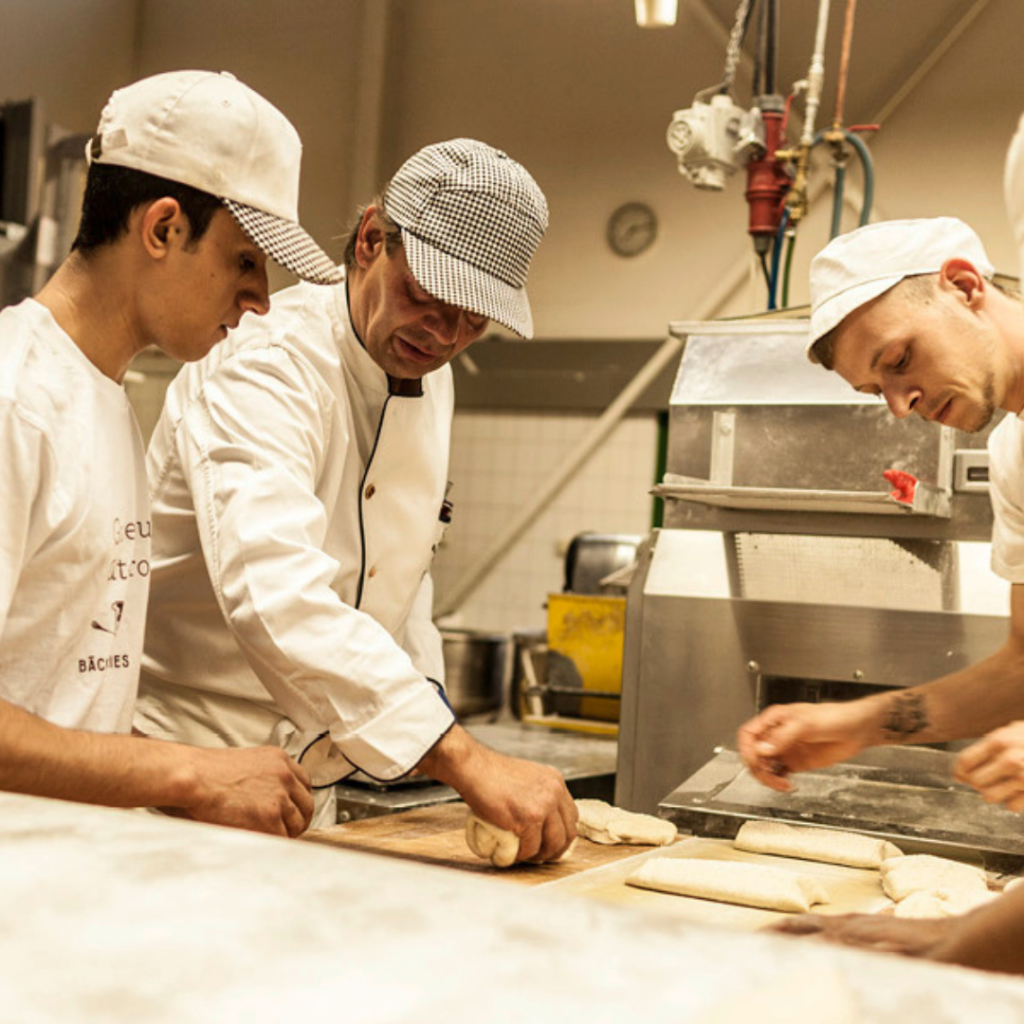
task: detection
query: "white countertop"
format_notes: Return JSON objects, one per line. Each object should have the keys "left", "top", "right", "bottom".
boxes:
{"left": 4, "top": 791, "right": 1024, "bottom": 1022}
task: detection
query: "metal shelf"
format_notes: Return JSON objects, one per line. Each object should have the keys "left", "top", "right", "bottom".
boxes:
{"left": 653, "top": 475, "right": 952, "bottom": 518}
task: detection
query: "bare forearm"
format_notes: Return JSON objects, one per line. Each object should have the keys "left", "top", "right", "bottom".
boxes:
{"left": 932, "top": 887, "right": 1024, "bottom": 975}
{"left": 0, "top": 698, "right": 313, "bottom": 836}
{"left": 858, "top": 641, "right": 1024, "bottom": 748}
{"left": 414, "top": 723, "right": 475, "bottom": 788}
{"left": 0, "top": 698, "right": 199, "bottom": 808}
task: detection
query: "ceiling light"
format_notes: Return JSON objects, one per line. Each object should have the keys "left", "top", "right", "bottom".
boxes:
{"left": 635, "top": 0, "right": 678, "bottom": 28}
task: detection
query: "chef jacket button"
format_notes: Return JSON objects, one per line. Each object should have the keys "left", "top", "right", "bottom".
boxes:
{"left": 365, "top": 483, "right": 376, "bottom": 499}
{"left": 368, "top": 566, "right": 378, "bottom": 578}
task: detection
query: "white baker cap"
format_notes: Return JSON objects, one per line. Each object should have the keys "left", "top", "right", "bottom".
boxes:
{"left": 88, "top": 70, "right": 340, "bottom": 285}
{"left": 807, "top": 217, "right": 993, "bottom": 362}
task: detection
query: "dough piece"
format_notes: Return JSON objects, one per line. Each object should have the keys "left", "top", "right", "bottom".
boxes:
{"left": 575, "top": 799, "right": 677, "bottom": 846}
{"left": 465, "top": 815, "right": 519, "bottom": 868}
{"left": 733, "top": 820, "right": 903, "bottom": 868}
{"left": 626, "top": 857, "right": 829, "bottom": 912}
{"left": 880, "top": 854, "right": 988, "bottom": 902}
{"left": 464, "top": 813, "right": 578, "bottom": 868}
{"left": 893, "top": 887, "right": 996, "bottom": 919}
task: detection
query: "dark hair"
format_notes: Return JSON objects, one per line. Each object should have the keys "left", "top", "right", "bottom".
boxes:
{"left": 341, "top": 194, "right": 404, "bottom": 269}
{"left": 71, "top": 163, "right": 223, "bottom": 254}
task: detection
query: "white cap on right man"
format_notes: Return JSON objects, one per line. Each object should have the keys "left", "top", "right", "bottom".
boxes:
{"left": 87, "top": 69, "right": 341, "bottom": 285}
{"left": 807, "top": 217, "right": 994, "bottom": 362}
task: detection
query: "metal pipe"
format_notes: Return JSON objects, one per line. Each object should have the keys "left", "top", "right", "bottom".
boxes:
{"left": 817, "top": 0, "right": 986, "bottom": 238}
{"left": 832, "top": 0, "right": 857, "bottom": 130}
{"left": 779, "top": 0, "right": 830, "bottom": 226}
{"left": 799, "top": 0, "right": 831, "bottom": 147}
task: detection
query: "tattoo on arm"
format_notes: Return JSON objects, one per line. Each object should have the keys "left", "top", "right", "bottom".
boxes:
{"left": 883, "top": 691, "right": 928, "bottom": 737}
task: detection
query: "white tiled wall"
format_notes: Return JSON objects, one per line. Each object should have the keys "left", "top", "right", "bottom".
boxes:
{"left": 432, "top": 410, "right": 659, "bottom": 633}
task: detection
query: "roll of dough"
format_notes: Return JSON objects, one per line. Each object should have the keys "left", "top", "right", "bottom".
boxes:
{"left": 626, "top": 857, "right": 829, "bottom": 912}
{"left": 733, "top": 820, "right": 903, "bottom": 868}
{"left": 575, "top": 799, "right": 677, "bottom": 846}
{"left": 465, "top": 814, "right": 520, "bottom": 868}
{"left": 880, "top": 854, "right": 988, "bottom": 902}
{"left": 464, "top": 813, "right": 578, "bottom": 868}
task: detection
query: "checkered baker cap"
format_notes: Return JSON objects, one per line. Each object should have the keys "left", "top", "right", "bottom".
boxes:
{"left": 222, "top": 197, "right": 341, "bottom": 285}
{"left": 382, "top": 139, "right": 548, "bottom": 338}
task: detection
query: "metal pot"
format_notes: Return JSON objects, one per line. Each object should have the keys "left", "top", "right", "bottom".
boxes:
{"left": 440, "top": 629, "right": 512, "bottom": 718}
{"left": 563, "top": 532, "right": 641, "bottom": 594}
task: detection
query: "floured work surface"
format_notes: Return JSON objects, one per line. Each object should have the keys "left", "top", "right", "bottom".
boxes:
{"left": 661, "top": 747, "right": 1024, "bottom": 872}
{"left": 544, "top": 836, "right": 893, "bottom": 930}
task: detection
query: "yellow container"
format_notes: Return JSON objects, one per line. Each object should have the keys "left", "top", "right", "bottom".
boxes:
{"left": 546, "top": 593, "right": 625, "bottom": 723}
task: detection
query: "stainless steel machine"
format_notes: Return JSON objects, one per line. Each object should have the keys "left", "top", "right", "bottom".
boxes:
{"left": 616, "top": 317, "right": 1024, "bottom": 870}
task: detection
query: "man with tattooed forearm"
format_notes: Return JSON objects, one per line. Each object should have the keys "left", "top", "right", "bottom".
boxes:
{"left": 738, "top": 115, "right": 1024, "bottom": 814}
{"left": 739, "top": 611, "right": 1024, "bottom": 810}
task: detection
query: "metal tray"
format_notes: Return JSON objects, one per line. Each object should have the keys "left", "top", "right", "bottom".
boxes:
{"left": 660, "top": 746, "right": 1024, "bottom": 873}
{"left": 653, "top": 477, "right": 951, "bottom": 518}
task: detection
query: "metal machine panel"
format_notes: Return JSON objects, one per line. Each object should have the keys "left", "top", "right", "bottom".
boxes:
{"left": 667, "top": 404, "right": 956, "bottom": 494}
{"left": 668, "top": 321, "right": 863, "bottom": 406}
{"left": 660, "top": 319, "right": 996, "bottom": 542}
{"left": 732, "top": 600, "right": 1006, "bottom": 688}
{"left": 616, "top": 531, "right": 1007, "bottom": 815}
{"left": 617, "top": 532, "right": 755, "bottom": 814}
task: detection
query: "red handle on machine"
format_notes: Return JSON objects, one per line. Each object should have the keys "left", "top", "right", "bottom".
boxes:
{"left": 883, "top": 468, "right": 917, "bottom": 505}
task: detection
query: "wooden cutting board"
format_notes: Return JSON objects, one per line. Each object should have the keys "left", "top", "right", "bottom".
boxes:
{"left": 301, "top": 802, "right": 661, "bottom": 885}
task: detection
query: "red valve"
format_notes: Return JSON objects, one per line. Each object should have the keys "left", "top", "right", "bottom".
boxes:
{"left": 883, "top": 468, "right": 917, "bottom": 505}
{"left": 745, "top": 109, "right": 791, "bottom": 247}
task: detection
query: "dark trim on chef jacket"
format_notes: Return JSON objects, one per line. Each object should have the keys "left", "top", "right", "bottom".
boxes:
{"left": 300, "top": 371, "right": 447, "bottom": 788}
{"left": 353, "top": 376, "right": 424, "bottom": 610}
{"left": 354, "top": 393, "right": 390, "bottom": 611}
{"left": 298, "top": 696, "right": 456, "bottom": 791}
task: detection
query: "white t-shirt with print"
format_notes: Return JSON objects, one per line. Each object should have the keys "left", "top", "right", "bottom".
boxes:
{"left": 0, "top": 299, "right": 150, "bottom": 732}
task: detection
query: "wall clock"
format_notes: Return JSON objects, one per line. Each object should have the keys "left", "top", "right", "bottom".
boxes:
{"left": 607, "top": 202, "right": 658, "bottom": 257}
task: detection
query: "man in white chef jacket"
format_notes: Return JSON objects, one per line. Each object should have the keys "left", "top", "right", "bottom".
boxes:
{"left": 0, "top": 70, "right": 346, "bottom": 835}
{"left": 738, "top": 123, "right": 1024, "bottom": 813}
{"left": 135, "top": 139, "right": 578, "bottom": 857}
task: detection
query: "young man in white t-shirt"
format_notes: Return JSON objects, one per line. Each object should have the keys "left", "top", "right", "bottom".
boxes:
{"left": 0, "top": 70, "right": 341, "bottom": 836}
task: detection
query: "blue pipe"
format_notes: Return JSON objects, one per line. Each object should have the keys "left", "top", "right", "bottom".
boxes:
{"left": 813, "top": 129, "right": 876, "bottom": 237}
{"left": 768, "top": 206, "right": 790, "bottom": 310}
